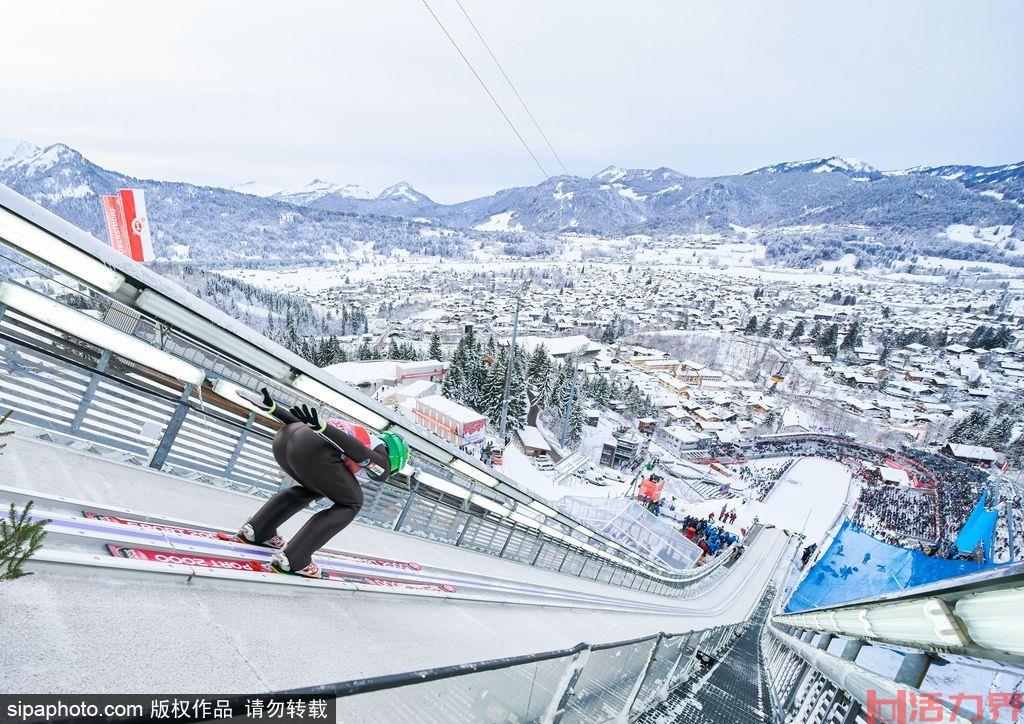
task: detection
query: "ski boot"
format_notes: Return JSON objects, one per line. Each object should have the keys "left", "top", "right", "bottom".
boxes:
{"left": 232, "top": 523, "right": 285, "bottom": 549}
{"left": 269, "top": 551, "right": 324, "bottom": 579}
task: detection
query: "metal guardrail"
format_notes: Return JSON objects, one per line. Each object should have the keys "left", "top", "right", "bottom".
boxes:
{"left": 315, "top": 625, "right": 743, "bottom": 724}
{"left": 763, "top": 626, "right": 994, "bottom": 724}
{"left": 773, "top": 563, "right": 1024, "bottom": 665}
{"left": 761, "top": 553, "right": 1024, "bottom": 724}
{"left": 50, "top": 624, "right": 744, "bottom": 724}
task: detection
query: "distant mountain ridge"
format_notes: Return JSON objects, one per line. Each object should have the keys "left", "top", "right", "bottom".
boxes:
{"left": 745, "top": 156, "right": 885, "bottom": 180}
{"left": 0, "top": 142, "right": 468, "bottom": 263}
{"left": 1, "top": 140, "right": 1021, "bottom": 263}
{"left": 901, "top": 162, "right": 1024, "bottom": 206}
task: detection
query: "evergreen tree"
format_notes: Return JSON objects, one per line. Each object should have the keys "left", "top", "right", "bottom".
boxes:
{"left": 322, "top": 335, "right": 344, "bottom": 365}
{"left": 967, "top": 325, "right": 989, "bottom": 348}
{"left": 589, "top": 374, "right": 611, "bottom": 408}
{"left": 772, "top": 322, "right": 785, "bottom": 339}
{"left": 548, "top": 359, "right": 572, "bottom": 408}
{"left": 1006, "top": 434, "right": 1024, "bottom": 467}
{"left": 759, "top": 317, "right": 773, "bottom": 336}
{"left": 601, "top": 315, "right": 620, "bottom": 344}
{"left": 464, "top": 338, "right": 490, "bottom": 413}
{"left": 441, "top": 356, "right": 464, "bottom": 401}
{"left": 387, "top": 337, "right": 400, "bottom": 360}
{"left": 485, "top": 345, "right": 528, "bottom": 432}
{"left": 428, "top": 331, "right": 443, "bottom": 361}
{"left": 789, "top": 320, "right": 806, "bottom": 342}
{"left": 820, "top": 323, "right": 840, "bottom": 357}
{"left": 527, "top": 344, "right": 552, "bottom": 404}
{"left": 744, "top": 316, "right": 758, "bottom": 335}
{"left": 983, "top": 415, "right": 1014, "bottom": 449}
{"left": 840, "top": 321, "right": 861, "bottom": 351}
{"left": 2, "top": 409, "right": 47, "bottom": 581}
{"left": 930, "top": 329, "right": 948, "bottom": 349}
{"left": 0, "top": 409, "right": 11, "bottom": 455}
{"left": 949, "top": 410, "right": 991, "bottom": 444}
{"left": 356, "top": 343, "right": 379, "bottom": 360}
{"left": 565, "top": 399, "right": 584, "bottom": 447}
{"left": 1, "top": 501, "right": 48, "bottom": 581}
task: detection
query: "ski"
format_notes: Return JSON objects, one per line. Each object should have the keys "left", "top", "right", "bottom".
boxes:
{"left": 106, "top": 545, "right": 455, "bottom": 593}
{"left": 85, "top": 511, "right": 422, "bottom": 571}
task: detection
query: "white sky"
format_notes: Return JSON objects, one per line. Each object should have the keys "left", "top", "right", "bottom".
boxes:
{"left": 3, "top": 1, "right": 1022, "bottom": 202}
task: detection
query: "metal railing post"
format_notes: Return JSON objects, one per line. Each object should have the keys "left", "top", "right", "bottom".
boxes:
{"left": 779, "top": 660, "right": 810, "bottom": 714}
{"left": 893, "top": 652, "right": 932, "bottom": 688}
{"left": 542, "top": 647, "right": 591, "bottom": 724}
{"left": 841, "top": 639, "right": 864, "bottom": 661}
{"left": 532, "top": 540, "right": 546, "bottom": 566}
{"left": 556, "top": 546, "right": 571, "bottom": 572}
{"left": 393, "top": 479, "right": 421, "bottom": 532}
{"left": 655, "top": 636, "right": 689, "bottom": 702}
{"left": 617, "top": 634, "right": 662, "bottom": 722}
{"left": 71, "top": 349, "right": 110, "bottom": 431}
{"left": 223, "top": 410, "right": 256, "bottom": 477}
{"left": 498, "top": 522, "right": 518, "bottom": 558}
{"left": 453, "top": 495, "right": 475, "bottom": 547}
{"left": 149, "top": 383, "right": 193, "bottom": 470}
{"left": 838, "top": 639, "right": 866, "bottom": 724}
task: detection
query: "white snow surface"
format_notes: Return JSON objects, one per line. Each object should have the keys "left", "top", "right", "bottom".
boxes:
{"left": 668, "top": 456, "right": 852, "bottom": 546}
{"left": 474, "top": 211, "right": 524, "bottom": 232}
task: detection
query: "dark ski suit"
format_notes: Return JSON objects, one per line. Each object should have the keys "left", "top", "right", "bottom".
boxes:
{"left": 246, "top": 407, "right": 391, "bottom": 569}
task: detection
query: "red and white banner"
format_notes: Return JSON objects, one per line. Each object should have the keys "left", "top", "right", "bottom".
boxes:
{"left": 100, "top": 189, "right": 153, "bottom": 262}
{"left": 118, "top": 188, "right": 153, "bottom": 262}
{"left": 101, "top": 194, "right": 131, "bottom": 257}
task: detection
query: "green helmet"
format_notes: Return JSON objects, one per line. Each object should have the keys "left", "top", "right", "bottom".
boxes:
{"left": 379, "top": 431, "right": 410, "bottom": 475}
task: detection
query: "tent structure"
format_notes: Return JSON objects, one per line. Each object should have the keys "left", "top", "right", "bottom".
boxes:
{"left": 556, "top": 496, "right": 703, "bottom": 571}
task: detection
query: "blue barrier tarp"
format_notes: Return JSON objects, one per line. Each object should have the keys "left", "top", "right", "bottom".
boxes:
{"left": 954, "top": 491, "right": 999, "bottom": 559}
{"left": 785, "top": 520, "right": 998, "bottom": 613}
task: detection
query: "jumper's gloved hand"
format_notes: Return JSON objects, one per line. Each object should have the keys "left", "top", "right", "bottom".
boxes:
{"left": 238, "top": 387, "right": 276, "bottom": 413}
{"left": 290, "top": 403, "right": 327, "bottom": 434}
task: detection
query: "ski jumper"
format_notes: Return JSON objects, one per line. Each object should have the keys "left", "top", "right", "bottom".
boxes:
{"left": 246, "top": 408, "right": 391, "bottom": 570}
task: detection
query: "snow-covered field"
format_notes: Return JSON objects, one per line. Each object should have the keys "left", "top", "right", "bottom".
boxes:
{"left": 669, "top": 456, "right": 853, "bottom": 546}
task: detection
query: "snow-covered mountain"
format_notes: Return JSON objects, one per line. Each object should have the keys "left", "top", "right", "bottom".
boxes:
{"left": 902, "top": 161, "right": 1024, "bottom": 206}
{"left": 231, "top": 178, "right": 374, "bottom": 203}
{"left": 272, "top": 179, "right": 374, "bottom": 205}
{"left": 1, "top": 141, "right": 1021, "bottom": 262}
{"left": 307, "top": 180, "right": 438, "bottom": 218}
{"left": 745, "top": 156, "right": 884, "bottom": 180}
{"left": 0, "top": 138, "right": 39, "bottom": 167}
{"left": 0, "top": 143, "right": 469, "bottom": 262}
